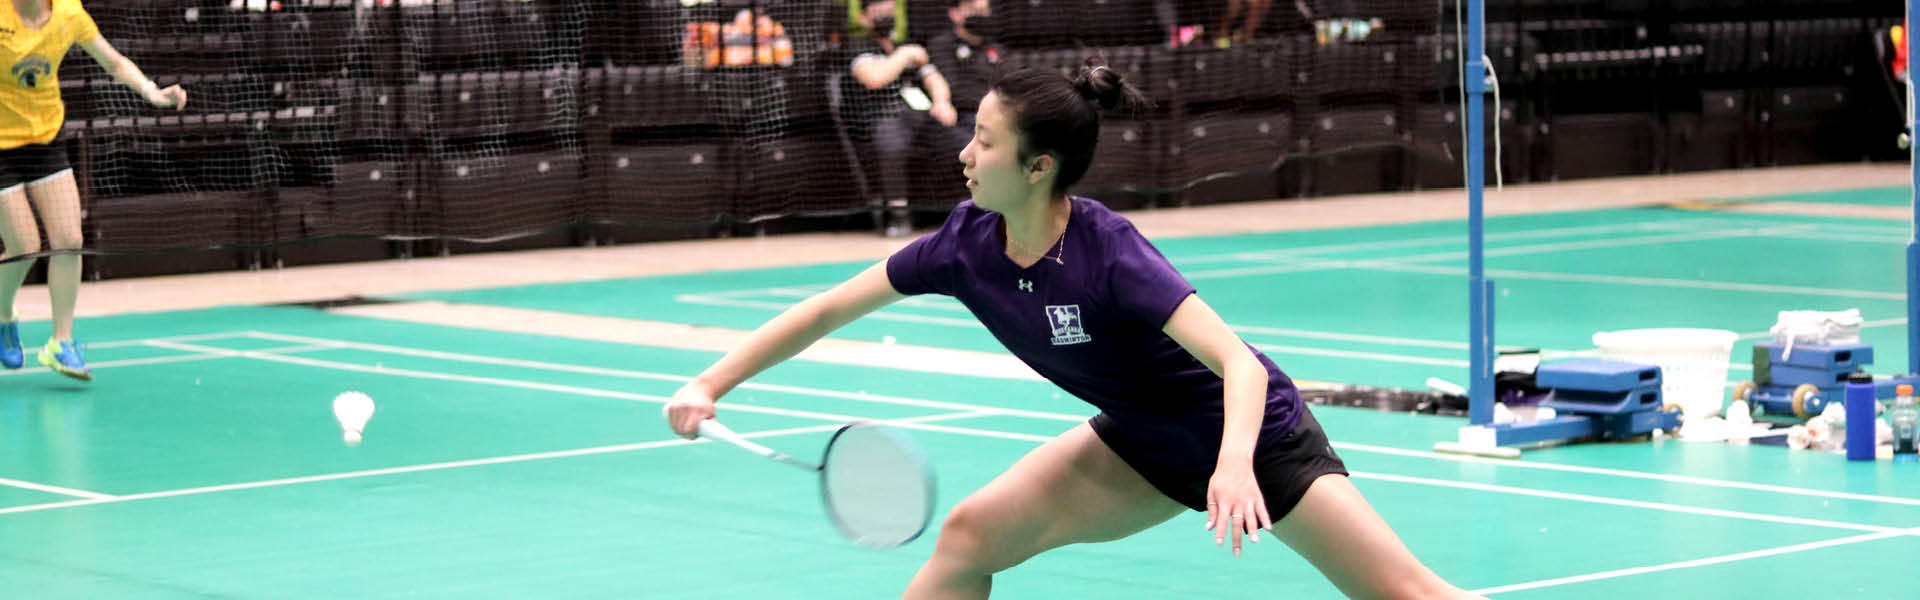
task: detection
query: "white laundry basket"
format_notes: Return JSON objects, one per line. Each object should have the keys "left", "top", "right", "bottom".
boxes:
{"left": 1591, "top": 328, "right": 1739, "bottom": 418}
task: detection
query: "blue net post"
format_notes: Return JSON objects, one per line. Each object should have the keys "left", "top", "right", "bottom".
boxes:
{"left": 1467, "top": 0, "right": 1495, "bottom": 425}
{"left": 1910, "top": 0, "right": 1920, "bottom": 375}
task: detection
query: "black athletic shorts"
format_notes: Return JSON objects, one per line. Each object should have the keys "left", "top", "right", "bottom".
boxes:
{"left": 0, "top": 138, "right": 71, "bottom": 190}
{"left": 1091, "top": 404, "right": 1349, "bottom": 519}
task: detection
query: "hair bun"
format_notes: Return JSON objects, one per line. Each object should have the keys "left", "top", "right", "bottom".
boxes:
{"left": 1072, "top": 57, "right": 1149, "bottom": 115}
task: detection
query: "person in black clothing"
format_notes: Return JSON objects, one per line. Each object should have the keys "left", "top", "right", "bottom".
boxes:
{"left": 849, "top": 0, "right": 990, "bottom": 235}
{"left": 925, "top": 0, "right": 998, "bottom": 138}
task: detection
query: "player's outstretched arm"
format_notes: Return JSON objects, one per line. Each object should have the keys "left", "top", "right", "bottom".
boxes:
{"left": 79, "top": 36, "right": 185, "bottom": 110}
{"left": 666, "top": 261, "right": 905, "bottom": 437}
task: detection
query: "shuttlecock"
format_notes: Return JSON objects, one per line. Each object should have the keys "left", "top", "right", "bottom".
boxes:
{"left": 333, "top": 391, "right": 375, "bottom": 446}
{"left": 1818, "top": 402, "right": 1846, "bottom": 426}
{"left": 1728, "top": 400, "right": 1758, "bottom": 442}
{"left": 1726, "top": 400, "right": 1751, "bottom": 421}
{"left": 1786, "top": 425, "right": 1811, "bottom": 450}
{"left": 1806, "top": 416, "right": 1836, "bottom": 452}
{"left": 1425, "top": 377, "right": 1467, "bottom": 396}
{"left": 1492, "top": 402, "right": 1515, "bottom": 424}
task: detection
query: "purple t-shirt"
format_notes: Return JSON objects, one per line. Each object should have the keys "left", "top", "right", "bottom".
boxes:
{"left": 887, "top": 197, "right": 1303, "bottom": 471}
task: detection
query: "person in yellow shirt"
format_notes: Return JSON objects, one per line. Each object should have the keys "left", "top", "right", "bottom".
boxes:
{"left": 0, "top": 0, "right": 184, "bottom": 381}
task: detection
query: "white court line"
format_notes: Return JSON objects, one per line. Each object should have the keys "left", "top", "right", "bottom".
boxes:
{"left": 0, "top": 477, "right": 113, "bottom": 500}
{"left": 720, "top": 288, "right": 1495, "bottom": 354}
{"left": 1362, "top": 262, "right": 1908, "bottom": 301}
{"left": 678, "top": 222, "right": 1899, "bottom": 358}
{"left": 1183, "top": 259, "right": 1350, "bottom": 280}
{"left": 678, "top": 289, "right": 1723, "bottom": 370}
{"left": 0, "top": 341, "right": 341, "bottom": 378}
{"left": 1171, "top": 221, "right": 1722, "bottom": 266}
{"left": 761, "top": 286, "right": 966, "bottom": 311}
{"left": 0, "top": 331, "right": 258, "bottom": 376}
{"left": 1353, "top": 472, "right": 1900, "bottom": 533}
{"left": 1250, "top": 342, "right": 1469, "bottom": 368}
{"left": 3, "top": 349, "right": 1903, "bottom": 580}
{"left": 697, "top": 285, "right": 833, "bottom": 299}
{"left": 1382, "top": 225, "right": 1818, "bottom": 264}
{"left": 673, "top": 293, "right": 1480, "bottom": 367}
{"left": 240, "top": 330, "right": 1920, "bottom": 508}
{"left": 1776, "top": 230, "right": 1909, "bottom": 244}
{"left": 1175, "top": 224, "right": 1904, "bottom": 301}
{"left": 681, "top": 293, "right": 1474, "bottom": 368}
{"left": 1201, "top": 255, "right": 1906, "bottom": 301}
{"left": 676, "top": 294, "right": 985, "bottom": 327}
{"left": 1180, "top": 225, "right": 1817, "bottom": 280}
{"left": 1748, "top": 221, "right": 1909, "bottom": 235}
{"left": 1736, "top": 317, "right": 1909, "bottom": 341}
{"left": 1231, "top": 324, "right": 1477, "bottom": 350}
{"left": 1471, "top": 527, "right": 1917, "bottom": 596}
{"left": 0, "top": 411, "right": 995, "bottom": 517}
{"left": 730, "top": 288, "right": 1551, "bottom": 362}
{"left": 145, "top": 340, "right": 1048, "bottom": 445}
{"left": 0, "top": 352, "right": 231, "bottom": 377}
{"left": 1337, "top": 442, "right": 1920, "bottom": 507}
{"left": 84, "top": 331, "right": 248, "bottom": 350}
{"left": 1, "top": 344, "right": 1899, "bottom": 539}
{"left": 242, "top": 331, "right": 1079, "bottom": 421}
{"left": 0, "top": 342, "right": 345, "bottom": 498}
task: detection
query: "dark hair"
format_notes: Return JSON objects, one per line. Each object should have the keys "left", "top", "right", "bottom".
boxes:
{"left": 990, "top": 56, "right": 1152, "bottom": 194}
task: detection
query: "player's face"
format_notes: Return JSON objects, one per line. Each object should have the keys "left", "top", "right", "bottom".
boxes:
{"left": 958, "top": 92, "right": 1038, "bottom": 212}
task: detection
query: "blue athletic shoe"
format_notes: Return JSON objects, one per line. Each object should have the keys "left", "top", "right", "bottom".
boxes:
{"left": 0, "top": 320, "right": 20, "bottom": 369}
{"left": 38, "top": 339, "right": 89, "bottom": 381}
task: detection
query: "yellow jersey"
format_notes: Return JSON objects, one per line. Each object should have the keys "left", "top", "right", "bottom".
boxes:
{"left": 0, "top": 0, "right": 97, "bottom": 150}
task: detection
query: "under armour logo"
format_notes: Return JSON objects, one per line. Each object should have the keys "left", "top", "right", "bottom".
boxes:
{"left": 1018, "top": 279, "right": 1033, "bottom": 292}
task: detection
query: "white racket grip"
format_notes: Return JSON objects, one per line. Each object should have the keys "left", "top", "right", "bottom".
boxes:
{"left": 696, "top": 419, "right": 777, "bottom": 456}
{"left": 664, "top": 404, "right": 814, "bottom": 470}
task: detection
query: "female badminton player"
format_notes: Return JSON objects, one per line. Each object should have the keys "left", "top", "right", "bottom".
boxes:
{"left": 0, "top": 0, "right": 185, "bottom": 380}
{"left": 664, "top": 57, "right": 1479, "bottom": 600}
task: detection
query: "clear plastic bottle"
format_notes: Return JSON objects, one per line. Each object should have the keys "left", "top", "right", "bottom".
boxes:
{"left": 1892, "top": 384, "right": 1917, "bottom": 463}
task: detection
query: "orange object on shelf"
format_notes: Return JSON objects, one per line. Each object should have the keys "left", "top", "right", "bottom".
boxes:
{"left": 1894, "top": 22, "right": 1908, "bottom": 81}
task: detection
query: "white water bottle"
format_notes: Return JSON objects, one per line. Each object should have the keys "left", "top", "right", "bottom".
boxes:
{"left": 1892, "top": 384, "right": 1918, "bottom": 462}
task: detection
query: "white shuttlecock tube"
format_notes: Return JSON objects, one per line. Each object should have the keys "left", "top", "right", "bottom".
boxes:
{"left": 333, "top": 391, "right": 375, "bottom": 446}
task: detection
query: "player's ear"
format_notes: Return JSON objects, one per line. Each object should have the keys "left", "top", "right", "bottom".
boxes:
{"left": 1025, "top": 154, "right": 1054, "bottom": 185}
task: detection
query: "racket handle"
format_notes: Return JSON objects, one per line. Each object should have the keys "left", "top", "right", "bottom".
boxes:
{"left": 664, "top": 403, "right": 819, "bottom": 471}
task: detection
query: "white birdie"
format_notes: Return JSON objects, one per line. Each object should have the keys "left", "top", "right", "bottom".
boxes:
{"left": 333, "top": 391, "right": 375, "bottom": 446}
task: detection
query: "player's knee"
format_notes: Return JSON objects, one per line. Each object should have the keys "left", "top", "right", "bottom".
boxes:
{"left": 45, "top": 232, "right": 79, "bottom": 250}
{"left": 932, "top": 500, "right": 1018, "bottom": 570}
{"left": 1364, "top": 570, "right": 1462, "bottom": 600}
{"left": 2, "top": 236, "right": 40, "bottom": 258}
{"left": 934, "top": 500, "right": 991, "bottom": 554}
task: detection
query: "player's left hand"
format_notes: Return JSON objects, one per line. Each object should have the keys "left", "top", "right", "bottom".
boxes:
{"left": 1204, "top": 460, "right": 1270, "bottom": 557}
{"left": 147, "top": 84, "right": 187, "bottom": 110}
{"left": 930, "top": 101, "right": 957, "bottom": 126}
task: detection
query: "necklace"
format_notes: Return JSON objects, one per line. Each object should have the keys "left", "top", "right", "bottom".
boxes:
{"left": 1009, "top": 216, "right": 1067, "bottom": 266}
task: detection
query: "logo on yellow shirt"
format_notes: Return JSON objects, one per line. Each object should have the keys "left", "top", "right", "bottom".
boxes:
{"left": 10, "top": 55, "right": 50, "bottom": 89}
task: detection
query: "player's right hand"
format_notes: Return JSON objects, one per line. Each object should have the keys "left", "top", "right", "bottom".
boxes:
{"left": 894, "top": 44, "right": 929, "bottom": 67}
{"left": 147, "top": 84, "right": 187, "bottom": 110}
{"left": 664, "top": 383, "right": 718, "bottom": 439}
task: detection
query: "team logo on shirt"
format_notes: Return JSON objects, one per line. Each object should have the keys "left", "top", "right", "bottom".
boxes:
{"left": 1045, "top": 305, "right": 1091, "bottom": 346}
{"left": 11, "top": 56, "right": 50, "bottom": 89}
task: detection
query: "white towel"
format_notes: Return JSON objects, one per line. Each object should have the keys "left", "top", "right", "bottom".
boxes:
{"left": 1770, "top": 309, "right": 1864, "bottom": 360}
